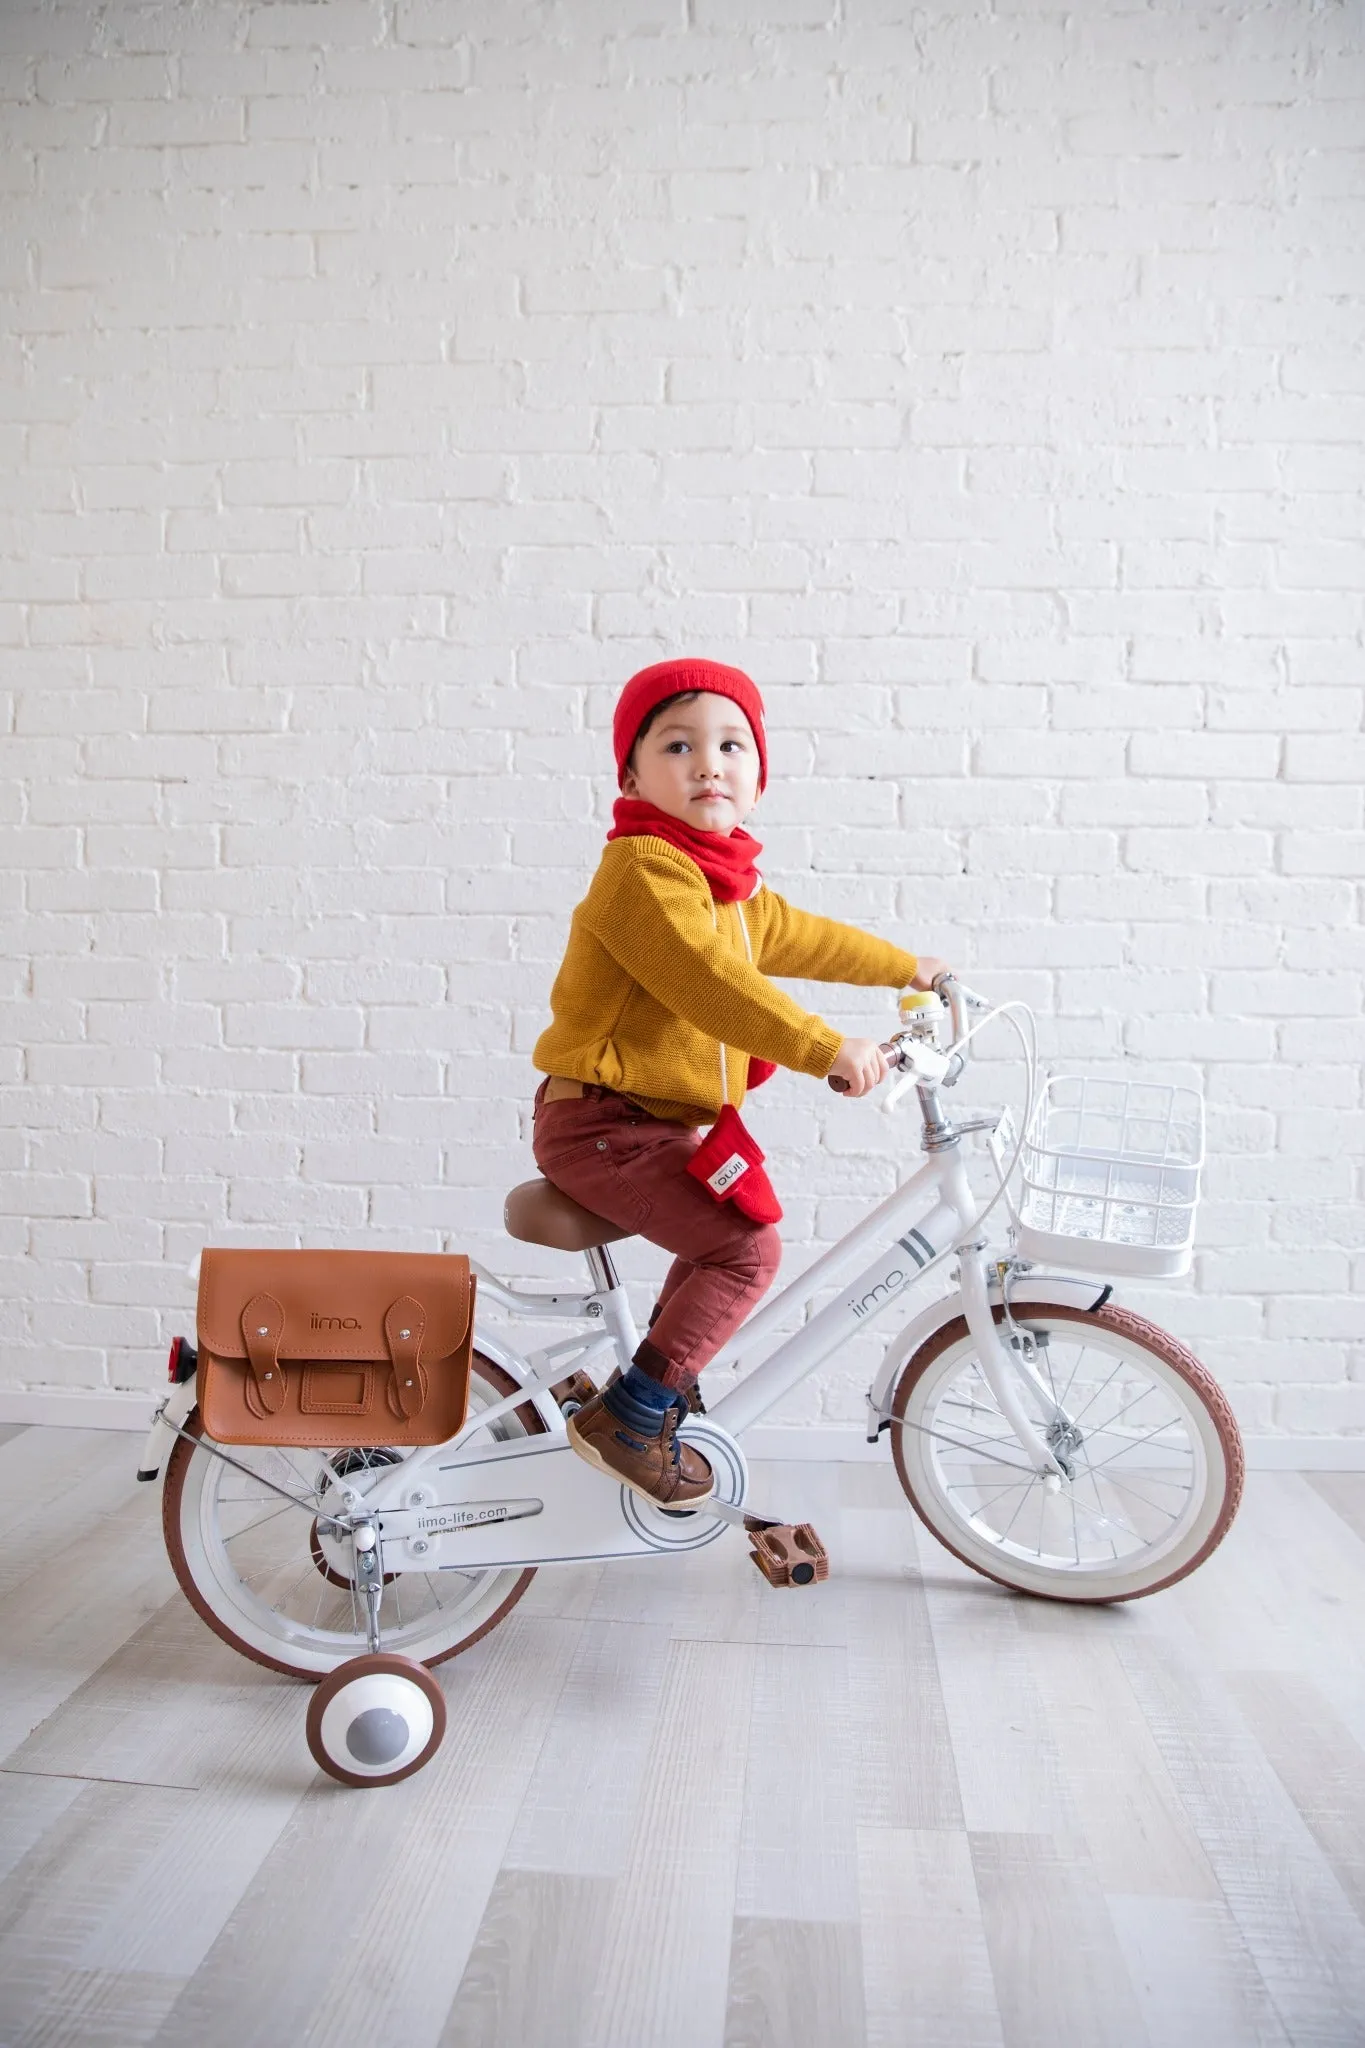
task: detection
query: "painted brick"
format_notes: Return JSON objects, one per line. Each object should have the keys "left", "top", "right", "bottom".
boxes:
{"left": 0, "top": 0, "right": 1359, "bottom": 1432}
{"left": 1129, "top": 732, "right": 1282, "bottom": 780}
{"left": 1280, "top": 833, "right": 1365, "bottom": 878}
{"left": 1275, "top": 1386, "right": 1365, "bottom": 1436}
{"left": 1212, "top": 783, "right": 1361, "bottom": 833}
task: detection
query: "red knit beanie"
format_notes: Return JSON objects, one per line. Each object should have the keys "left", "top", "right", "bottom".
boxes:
{"left": 613, "top": 658, "right": 768, "bottom": 791}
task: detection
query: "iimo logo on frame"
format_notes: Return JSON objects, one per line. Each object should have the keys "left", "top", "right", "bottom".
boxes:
{"left": 848, "top": 1229, "right": 936, "bottom": 1320}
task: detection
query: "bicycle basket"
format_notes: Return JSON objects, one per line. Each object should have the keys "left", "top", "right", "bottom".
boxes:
{"left": 1014, "top": 1076, "right": 1204, "bottom": 1280}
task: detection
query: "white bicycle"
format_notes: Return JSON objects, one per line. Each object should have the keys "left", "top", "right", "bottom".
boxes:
{"left": 142, "top": 977, "right": 1243, "bottom": 1787}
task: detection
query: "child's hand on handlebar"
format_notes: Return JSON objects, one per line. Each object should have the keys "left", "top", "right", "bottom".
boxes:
{"left": 828, "top": 1036, "right": 889, "bottom": 1098}
{"left": 909, "top": 955, "right": 956, "bottom": 993}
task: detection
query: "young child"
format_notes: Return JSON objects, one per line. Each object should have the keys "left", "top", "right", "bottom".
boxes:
{"left": 531, "top": 658, "right": 952, "bottom": 1508}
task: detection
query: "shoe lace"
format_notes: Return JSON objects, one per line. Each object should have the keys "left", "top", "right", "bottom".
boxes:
{"left": 664, "top": 1391, "right": 690, "bottom": 1468}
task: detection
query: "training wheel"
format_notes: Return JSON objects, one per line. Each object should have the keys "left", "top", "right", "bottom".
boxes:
{"left": 305, "top": 1653, "right": 446, "bottom": 1789}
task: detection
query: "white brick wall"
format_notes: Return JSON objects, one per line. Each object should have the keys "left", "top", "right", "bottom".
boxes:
{"left": 2, "top": 0, "right": 1362, "bottom": 1439}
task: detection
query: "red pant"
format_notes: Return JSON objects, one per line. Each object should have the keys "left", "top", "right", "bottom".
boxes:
{"left": 531, "top": 1083, "right": 781, "bottom": 1391}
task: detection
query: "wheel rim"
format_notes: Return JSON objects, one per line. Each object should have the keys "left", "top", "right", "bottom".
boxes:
{"left": 173, "top": 1367, "right": 539, "bottom": 1672}
{"left": 896, "top": 1316, "right": 1223, "bottom": 1589}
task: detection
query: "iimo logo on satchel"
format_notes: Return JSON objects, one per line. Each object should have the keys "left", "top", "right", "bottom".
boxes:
{"left": 311, "top": 1313, "right": 362, "bottom": 1330}
{"left": 707, "top": 1153, "right": 749, "bottom": 1195}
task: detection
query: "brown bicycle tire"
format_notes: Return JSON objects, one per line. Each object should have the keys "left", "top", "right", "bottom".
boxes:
{"left": 890, "top": 1302, "right": 1244, "bottom": 1605}
{"left": 163, "top": 1352, "right": 547, "bottom": 1681}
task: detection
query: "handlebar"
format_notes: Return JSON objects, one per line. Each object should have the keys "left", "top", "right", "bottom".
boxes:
{"left": 827, "top": 1040, "right": 906, "bottom": 1094}
{"left": 826, "top": 973, "right": 984, "bottom": 1094}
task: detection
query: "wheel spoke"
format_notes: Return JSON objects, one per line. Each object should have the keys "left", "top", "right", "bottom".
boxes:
{"left": 997, "top": 1479, "right": 1039, "bottom": 1545}
{"left": 169, "top": 1374, "right": 546, "bottom": 1671}
{"left": 1056, "top": 1341, "right": 1089, "bottom": 1412}
{"left": 1082, "top": 1416, "right": 1194, "bottom": 1475}
{"left": 1060, "top": 1352, "right": 1126, "bottom": 1432}
{"left": 1098, "top": 1470, "right": 1184, "bottom": 1522}
{"left": 948, "top": 1475, "right": 1032, "bottom": 1512}
{"left": 222, "top": 1501, "right": 299, "bottom": 1543}
{"left": 1084, "top": 1380, "right": 1163, "bottom": 1438}
{"left": 1066, "top": 1488, "right": 1143, "bottom": 1544}
{"left": 898, "top": 1318, "right": 1224, "bottom": 1585}
{"left": 269, "top": 1561, "right": 320, "bottom": 1613}
{"left": 894, "top": 1414, "right": 1038, "bottom": 1475}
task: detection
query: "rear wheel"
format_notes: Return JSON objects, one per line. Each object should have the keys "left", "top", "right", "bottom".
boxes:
{"left": 163, "top": 1353, "right": 546, "bottom": 1678}
{"left": 890, "top": 1304, "right": 1243, "bottom": 1603}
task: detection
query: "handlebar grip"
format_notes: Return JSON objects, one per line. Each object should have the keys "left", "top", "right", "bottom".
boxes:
{"left": 828, "top": 1040, "right": 903, "bottom": 1093}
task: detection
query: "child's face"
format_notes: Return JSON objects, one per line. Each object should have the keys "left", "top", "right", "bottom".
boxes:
{"left": 623, "top": 690, "right": 761, "bottom": 833}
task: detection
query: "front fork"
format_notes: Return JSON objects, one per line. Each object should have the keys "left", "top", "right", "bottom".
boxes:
{"left": 955, "top": 1242, "right": 1067, "bottom": 1481}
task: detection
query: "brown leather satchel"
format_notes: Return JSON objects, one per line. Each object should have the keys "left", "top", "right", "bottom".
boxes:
{"left": 196, "top": 1248, "right": 476, "bottom": 1449}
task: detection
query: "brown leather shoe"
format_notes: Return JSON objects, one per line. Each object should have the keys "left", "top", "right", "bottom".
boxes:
{"left": 599, "top": 1365, "right": 707, "bottom": 1415}
{"left": 567, "top": 1392, "right": 714, "bottom": 1508}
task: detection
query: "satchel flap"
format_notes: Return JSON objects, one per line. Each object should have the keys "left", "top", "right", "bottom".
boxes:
{"left": 197, "top": 1249, "right": 472, "bottom": 1364}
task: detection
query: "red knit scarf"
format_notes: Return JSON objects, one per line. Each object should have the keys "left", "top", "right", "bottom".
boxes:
{"left": 606, "top": 798, "right": 776, "bottom": 1089}
{"left": 606, "top": 797, "right": 763, "bottom": 902}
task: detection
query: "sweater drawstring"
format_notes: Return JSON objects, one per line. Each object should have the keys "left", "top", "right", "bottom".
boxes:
{"left": 711, "top": 897, "right": 757, "bottom": 1107}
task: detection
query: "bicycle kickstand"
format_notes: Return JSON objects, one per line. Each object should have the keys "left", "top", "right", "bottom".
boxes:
{"left": 353, "top": 1521, "right": 385, "bottom": 1654}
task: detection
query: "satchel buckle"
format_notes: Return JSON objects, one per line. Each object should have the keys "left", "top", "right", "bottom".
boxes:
{"left": 241, "top": 1292, "right": 287, "bottom": 1416}
{"left": 385, "top": 1296, "right": 427, "bottom": 1422}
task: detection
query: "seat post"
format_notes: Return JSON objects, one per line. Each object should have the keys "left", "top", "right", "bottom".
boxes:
{"left": 585, "top": 1244, "right": 621, "bottom": 1294}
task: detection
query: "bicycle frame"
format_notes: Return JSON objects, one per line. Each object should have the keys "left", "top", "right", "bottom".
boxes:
{"left": 471, "top": 1132, "right": 1064, "bottom": 1464}
{"left": 142, "top": 996, "right": 1081, "bottom": 1578}
{"left": 141, "top": 983, "right": 1239, "bottom": 1705}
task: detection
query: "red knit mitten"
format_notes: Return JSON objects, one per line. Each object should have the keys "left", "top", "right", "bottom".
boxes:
{"left": 686, "top": 1104, "right": 783, "bottom": 1225}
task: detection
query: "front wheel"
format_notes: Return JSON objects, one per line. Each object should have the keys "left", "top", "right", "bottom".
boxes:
{"left": 890, "top": 1303, "right": 1243, "bottom": 1603}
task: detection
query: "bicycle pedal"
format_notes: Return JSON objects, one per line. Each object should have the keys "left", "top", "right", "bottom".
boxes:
{"left": 747, "top": 1523, "right": 829, "bottom": 1589}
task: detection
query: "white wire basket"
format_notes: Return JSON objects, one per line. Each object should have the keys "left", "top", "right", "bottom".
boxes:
{"left": 1013, "top": 1076, "right": 1205, "bottom": 1280}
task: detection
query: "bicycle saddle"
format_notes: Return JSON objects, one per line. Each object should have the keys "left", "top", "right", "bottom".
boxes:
{"left": 503, "top": 1179, "right": 632, "bottom": 1253}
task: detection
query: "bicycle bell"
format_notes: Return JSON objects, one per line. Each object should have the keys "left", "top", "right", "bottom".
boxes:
{"left": 899, "top": 989, "right": 946, "bottom": 1042}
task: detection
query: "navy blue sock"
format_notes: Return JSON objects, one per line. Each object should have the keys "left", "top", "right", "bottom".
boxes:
{"left": 602, "top": 1363, "right": 676, "bottom": 1437}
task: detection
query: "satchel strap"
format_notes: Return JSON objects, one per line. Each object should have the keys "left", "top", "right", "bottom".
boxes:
{"left": 241, "top": 1292, "right": 287, "bottom": 1416}
{"left": 385, "top": 1296, "right": 427, "bottom": 1421}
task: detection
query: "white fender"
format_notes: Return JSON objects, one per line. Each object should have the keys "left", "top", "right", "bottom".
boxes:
{"left": 136, "top": 1372, "right": 199, "bottom": 1482}
{"left": 865, "top": 1270, "right": 1116, "bottom": 1438}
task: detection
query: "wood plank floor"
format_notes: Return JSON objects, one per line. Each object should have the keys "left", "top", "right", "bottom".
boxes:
{"left": 1, "top": 1426, "right": 1363, "bottom": 2048}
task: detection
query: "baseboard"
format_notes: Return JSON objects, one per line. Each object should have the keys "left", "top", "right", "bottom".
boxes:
{"left": 743, "top": 1426, "right": 886, "bottom": 1462}
{"left": 748, "top": 1427, "right": 1365, "bottom": 1471}
{"left": 1239, "top": 1436, "right": 1365, "bottom": 1472}
{"left": 0, "top": 1389, "right": 155, "bottom": 1431}
{"left": 2, "top": 1391, "right": 1363, "bottom": 1473}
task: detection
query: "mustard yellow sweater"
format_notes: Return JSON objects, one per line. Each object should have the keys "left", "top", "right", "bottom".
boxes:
{"left": 533, "top": 835, "right": 919, "bottom": 1125}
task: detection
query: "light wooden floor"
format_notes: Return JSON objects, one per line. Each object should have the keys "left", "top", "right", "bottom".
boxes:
{"left": 2, "top": 1424, "right": 1364, "bottom": 2048}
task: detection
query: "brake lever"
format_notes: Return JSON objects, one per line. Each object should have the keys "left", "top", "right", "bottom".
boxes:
{"left": 933, "top": 973, "right": 967, "bottom": 1051}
